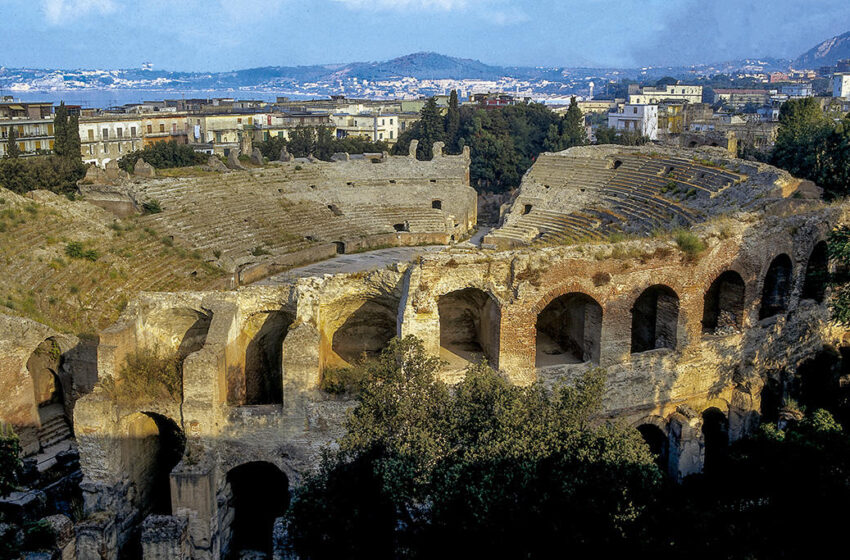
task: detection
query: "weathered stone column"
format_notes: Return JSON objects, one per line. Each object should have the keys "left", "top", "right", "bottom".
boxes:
{"left": 141, "top": 515, "right": 192, "bottom": 560}
{"left": 75, "top": 512, "right": 118, "bottom": 560}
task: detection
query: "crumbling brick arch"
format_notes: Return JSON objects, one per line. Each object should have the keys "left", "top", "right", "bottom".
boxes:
{"left": 223, "top": 461, "right": 290, "bottom": 557}
{"left": 438, "top": 287, "right": 501, "bottom": 369}
{"left": 535, "top": 292, "right": 603, "bottom": 366}
{"left": 120, "top": 412, "right": 185, "bottom": 519}
{"left": 802, "top": 240, "right": 828, "bottom": 303}
{"left": 758, "top": 254, "right": 793, "bottom": 319}
{"left": 702, "top": 270, "right": 746, "bottom": 334}
{"left": 229, "top": 310, "right": 294, "bottom": 406}
{"left": 630, "top": 284, "right": 680, "bottom": 353}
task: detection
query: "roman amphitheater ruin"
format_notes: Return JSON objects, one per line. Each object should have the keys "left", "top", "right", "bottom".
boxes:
{"left": 1, "top": 142, "right": 846, "bottom": 559}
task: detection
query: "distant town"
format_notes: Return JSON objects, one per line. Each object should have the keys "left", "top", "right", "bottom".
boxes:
{"left": 2, "top": 54, "right": 849, "bottom": 167}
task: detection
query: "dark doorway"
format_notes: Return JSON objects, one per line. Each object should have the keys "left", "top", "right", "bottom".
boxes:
{"left": 535, "top": 293, "right": 602, "bottom": 366}
{"left": 637, "top": 423, "right": 669, "bottom": 473}
{"left": 802, "top": 241, "right": 828, "bottom": 303}
{"left": 702, "top": 271, "right": 746, "bottom": 334}
{"left": 227, "top": 462, "right": 290, "bottom": 557}
{"left": 759, "top": 254, "right": 792, "bottom": 319}
{"left": 631, "top": 285, "right": 679, "bottom": 353}
{"left": 701, "top": 408, "right": 729, "bottom": 474}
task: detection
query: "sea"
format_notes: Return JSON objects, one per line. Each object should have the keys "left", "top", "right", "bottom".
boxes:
{"left": 6, "top": 89, "right": 319, "bottom": 109}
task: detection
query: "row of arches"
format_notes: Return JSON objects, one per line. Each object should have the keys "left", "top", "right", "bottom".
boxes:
{"left": 636, "top": 407, "right": 730, "bottom": 478}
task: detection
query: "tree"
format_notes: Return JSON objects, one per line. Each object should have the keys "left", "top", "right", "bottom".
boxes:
{"left": 0, "top": 423, "right": 21, "bottom": 497}
{"left": 288, "top": 337, "right": 660, "bottom": 558}
{"left": 444, "top": 90, "right": 461, "bottom": 153}
{"left": 417, "top": 97, "right": 445, "bottom": 160}
{"left": 5, "top": 126, "right": 20, "bottom": 158}
{"left": 560, "top": 96, "right": 588, "bottom": 148}
{"left": 53, "top": 102, "right": 68, "bottom": 157}
{"left": 65, "top": 114, "right": 81, "bottom": 160}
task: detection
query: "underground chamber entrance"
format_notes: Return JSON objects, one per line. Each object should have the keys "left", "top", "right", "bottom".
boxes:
{"left": 226, "top": 462, "right": 290, "bottom": 557}
{"left": 438, "top": 288, "right": 500, "bottom": 370}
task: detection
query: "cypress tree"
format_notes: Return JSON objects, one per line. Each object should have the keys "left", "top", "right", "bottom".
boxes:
{"left": 5, "top": 126, "right": 20, "bottom": 158}
{"left": 417, "top": 97, "right": 445, "bottom": 160}
{"left": 53, "top": 102, "right": 68, "bottom": 157}
{"left": 66, "top": 114, "right": 82, "bottom": 160}
{"left": 445, "top": 90, "right": 460, "bottom": 153}
{"left": 560, "top": 96, "right": 588, "bottom": 148}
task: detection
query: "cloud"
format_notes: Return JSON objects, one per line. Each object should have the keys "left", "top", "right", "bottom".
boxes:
{"left": 42, "top": 0, "right": 116, "bottom": 25}
{"left": 332, "top": 0, "right": 527, "bottom": 25}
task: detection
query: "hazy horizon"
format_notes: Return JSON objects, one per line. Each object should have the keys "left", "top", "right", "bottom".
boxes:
{"left": 3, "top": 0, "right": 849, "bottom": 72}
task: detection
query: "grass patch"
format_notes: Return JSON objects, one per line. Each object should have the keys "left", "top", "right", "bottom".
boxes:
{"left": 101, "top": 346, "right": 182, "bottom": 404}
{"left": 65, "top": 241, "right": 99, "bottom": 261}
{"left": 674, "top": 229, "right": 706, "bottom": 259}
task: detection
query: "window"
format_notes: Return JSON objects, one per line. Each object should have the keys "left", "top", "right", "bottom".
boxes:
{"left": 381, "top": 119, "right": 385, "bottom": 125}
{"left": 88, "top": 130, "right": 94, "bottom": 141}
{"left": 147, "top": 125, "right": 152, "bottom": 134}
{"left": 117, "top": 128, "right": 123, "bottom": 138}
{"left": 633, "top": 107, "right": 638, "bottom": 114}
{"left": 102, "top": 129, "right": 109, "bottom": 139}
{"left": 390, "top": 118, "right": 393, "bottom": 125}
{"left": 237, "top": 118, "right": 242, "bottom": 124}
{"left": 131, "top": 126, "right": 136, "bottom": 137}
{"left": 34, "top": 141, "right": 41, "bottom": 150}
{"left": 172, "top": 123, "right": 177, "bottom": 133}
{"left": 390, "top": 130, "right": 393, "bottom": 139}
{"left": 159, "top": 124, "right": 165, "bottom": 133}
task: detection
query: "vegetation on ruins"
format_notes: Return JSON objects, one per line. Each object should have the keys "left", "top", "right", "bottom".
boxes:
{"left": 827, "top": 226, "right": 850, "bottom": 324}
{"left": 64, "top": 241, "right": 99, "bottom": 262}
{"left": 101, "top": 346, "right": 182, "bottom": 404}
{"left": 288, "top": 336, "right": 661, "bottom": 558}
{"left": 0, "top": 423, "right": 22, "bottom": 497}
{"left": 770, "top": 98, "right": 850, "bottom": 199}
{"left": 393, "top": 92, "right": 587, "bottom": 193}
{"left": 0, "top": 102, "right": 85, "bottom": 194}
{"left": 257, "top": 126, "right": 389, "bottom": 162}
{"left": 118, "top": 140, "right": 206, "bottom": 172}
{"left": 594, "top": 125, "right": 650, "bottom": 146}
{"left": 673, "top": 229, "right": 706, "bottom": 260}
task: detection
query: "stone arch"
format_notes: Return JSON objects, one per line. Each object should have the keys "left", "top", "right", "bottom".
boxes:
{"left": 141, "top": 307, "right": 212, "bottom": 359}
{"left": 701, "top": 407, "right": 729, "bottom": 474}
{"left": 333, "top": 241, "right": 345, "bottom": 254}
{"left": 702, "top": 270, "right": 746, "bottom": 334}
{"left": 230, "top": 310, "right": 294, "bottom": 406}
{"left": 637, "top": 423, "right": 669, "bottom": 472}
{"left": 25, "top": 337, "right": 73, "bottom": 450}
{"left": 330, "top": 297, "right": 399, "bottom": 366}
{"left": 535, "top": 292, "right": 602, "bottom": 366}
{"left": 802, "top": 240, "right": 828, "bottom": 303}
{"left": 759, "top": 254, "right": 793, "bottom": 319}
{"left": 630, "top": 284, "right": 679, "bottom": 353}
{"left": 225, "top": 461, "right": 290, "bottom": 557}
{"left": 438, "top": 287, "right": 501, "bottom": 368}
{"left": 121, "top": 412, "right": 185, "bottom": 518}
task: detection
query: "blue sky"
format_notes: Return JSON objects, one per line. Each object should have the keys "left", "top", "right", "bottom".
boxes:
{"left": 4, "top": 0, "right": 850, "bottom": 70}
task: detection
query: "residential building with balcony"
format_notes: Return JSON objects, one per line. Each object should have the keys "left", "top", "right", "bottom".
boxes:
{"left": 0, "top": 100, "right": 55, "bottom": 157}
{"left": 608, "top": 104, "right": 658, "bottom": 140}
{"left": 78, "top": 116, "right": 143, "bottom": 166}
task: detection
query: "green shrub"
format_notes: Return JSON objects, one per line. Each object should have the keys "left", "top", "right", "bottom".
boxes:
{"left": 64, "top": 241, "right": 99, "bottom": 261}
{"left": 673, "top": 229, "right": 706, "bottom": 259}
{"left": 251, "top": 245, "right": 271, "bottom": 256}
{"left": 142, "top": 199, "right": 162, "bottom": 214}
{"left": 0, "top": 423, "right": 22, "bottom": 497}
{"left": 117, "top": 140, "right": 205, "bottom": 171}
{"left": 320, "top": 365, "right": 374, "bottom": 395}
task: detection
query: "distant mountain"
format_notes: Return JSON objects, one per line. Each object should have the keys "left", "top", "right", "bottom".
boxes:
{"left": 795, "top": 30, "right": 850, "bottom": 68}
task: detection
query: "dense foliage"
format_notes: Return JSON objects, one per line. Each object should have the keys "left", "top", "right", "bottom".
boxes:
{"left": 392, "top": 94, "right": 588, "bottom": 193}
{"left": 257, "top": 126, "right": 389, "bottom": 162}
{"left": 0, "top": 423, "right": 22, "bottom": 497}
{"left": 287, "top": 337, "right": 660, "bottom": 558}
{"left": 117, "top": 140, "right": 206, "bottom": 172}
{"left": 0, "top": 101, "right": 84, "bottom": 194}
{"left": 770, "top": 97, "right": 850, "bottom": 199}
{"left": 633, "top": 409, "right": 850, "bottom": 558}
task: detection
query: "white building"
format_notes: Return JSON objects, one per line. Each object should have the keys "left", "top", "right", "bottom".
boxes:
{"left": 331, "top": 113, "right": 399, "bottom": 144}
{"left": 608, "top": 104, "right": 658, "bottom": 140}
{"left": 78, "top": 116, "right": 143, "bottom": 166}
{"left": 834, "top": 73, "right": 850, "bottom": 99}
{"left": 628, "top": 85, "right": 702, "bottom": 105}
{"left": 780, "top": 83, "right": 813, "bottom": 98}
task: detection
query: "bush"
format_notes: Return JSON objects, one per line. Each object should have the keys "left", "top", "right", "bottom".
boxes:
{"left": 0, "top": 423, "right": 22, "bottom": 497}
{"left": 101, "top": 347, "right": 182, "bottom": 404}
{"left": 0, "top": 155, "right": 85, "bottom": 195}
{"left": 674, "top": 229, "right": 706, "bottom": 259}
{"left": 118, "top": 140, "right": 205, "bottom": 172}
{"left": 65, "top": 241, "right": 99, "bottom": 262}
{"left": 142, "top": 199, "right": 162, "bottom": 214}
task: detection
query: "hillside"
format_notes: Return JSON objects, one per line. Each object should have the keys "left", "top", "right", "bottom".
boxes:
{"left": 795, "top": 30, "right": 850, "bottom": 68}
{"left": 0, "top": 188, "right": 227, "bottom": 335}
